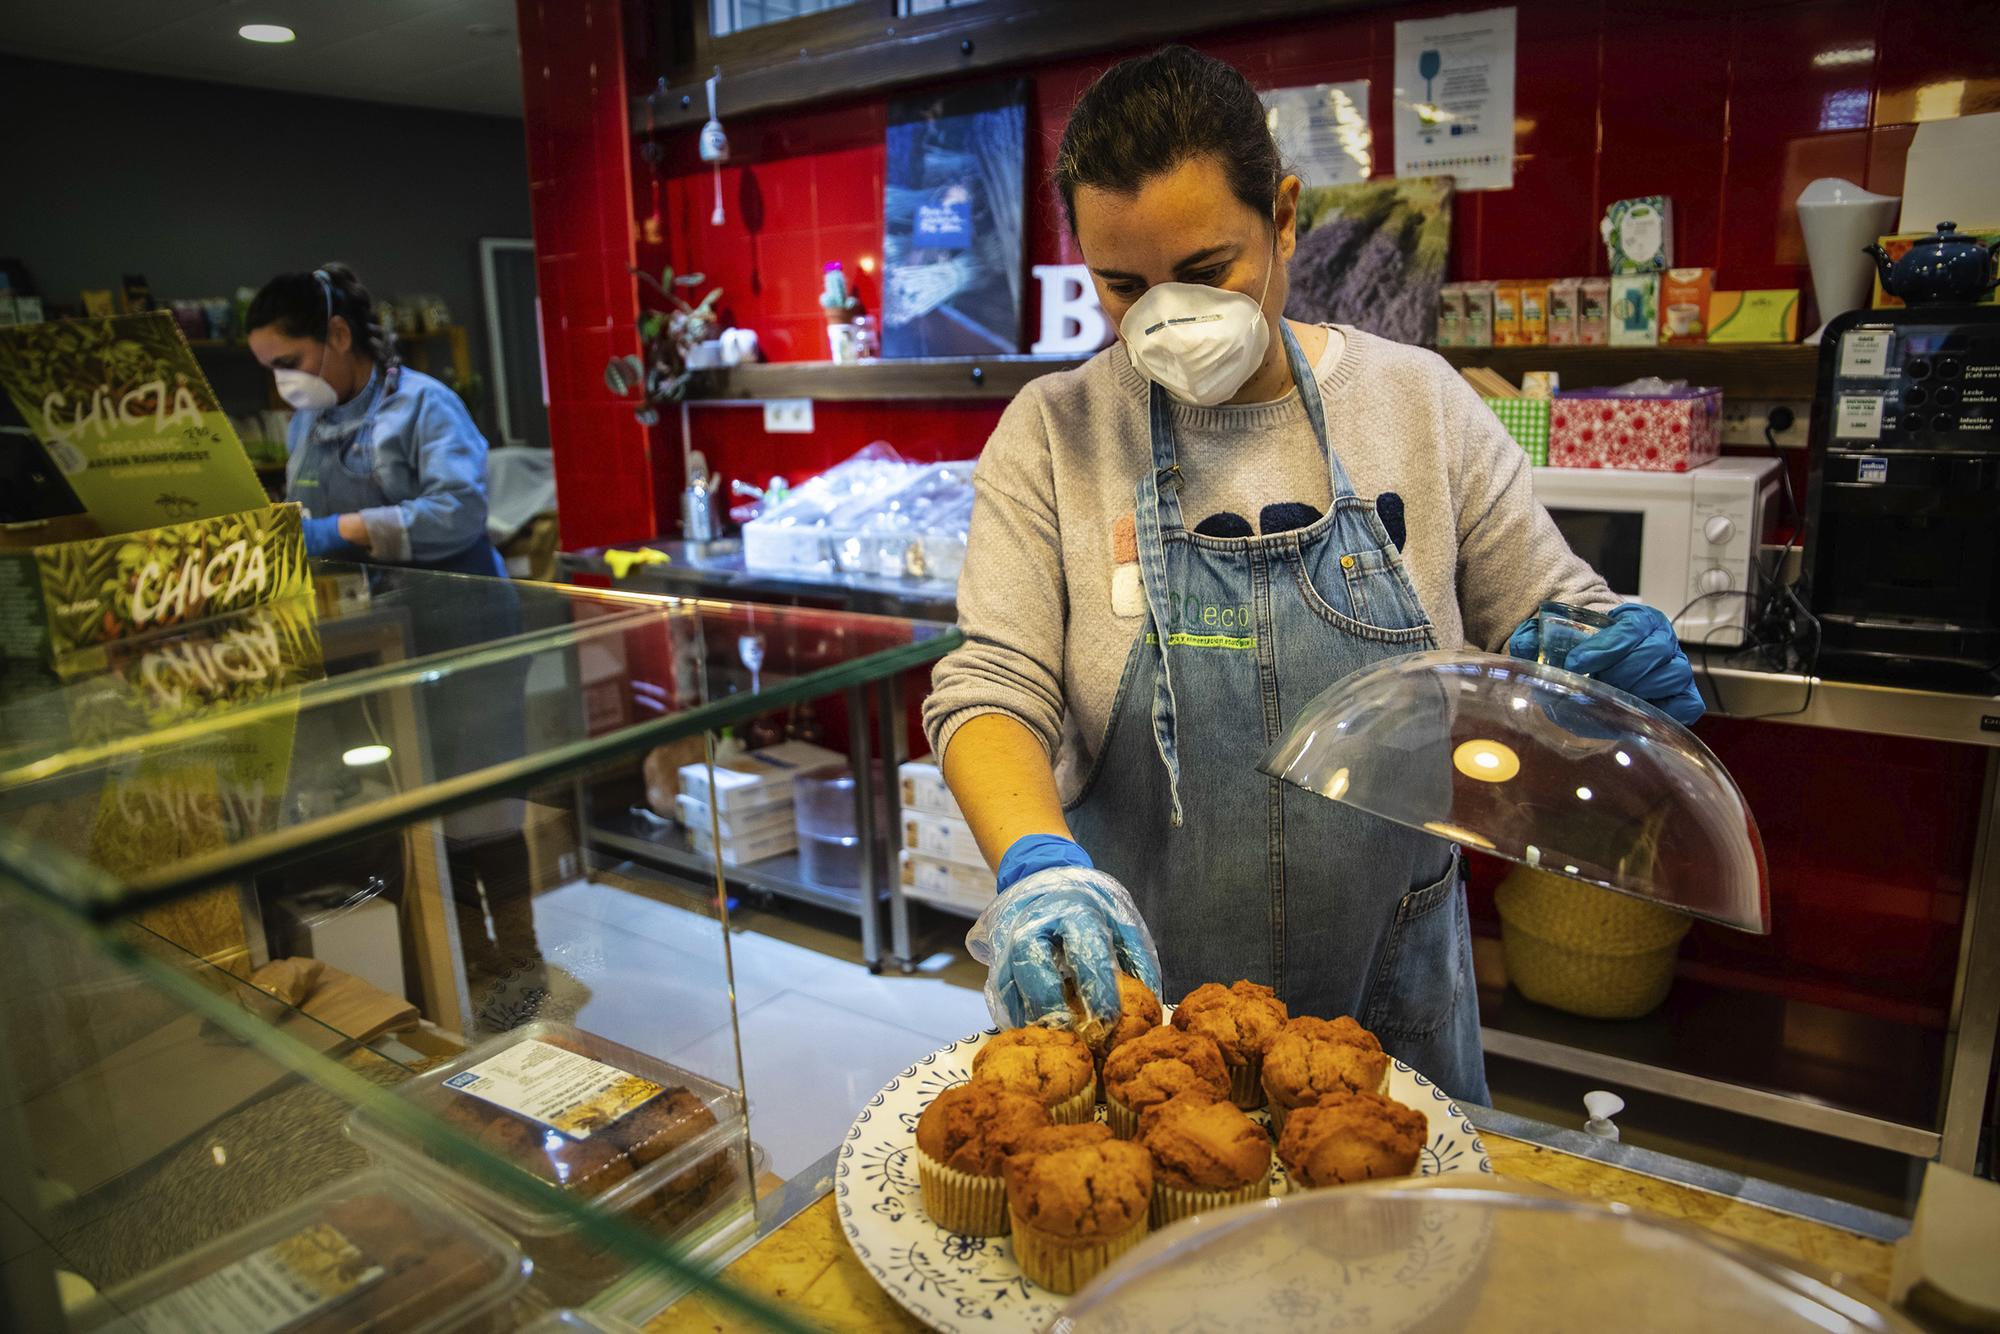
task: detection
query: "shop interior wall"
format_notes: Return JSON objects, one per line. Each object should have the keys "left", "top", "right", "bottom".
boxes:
{"left": 518, "top": 0, "right": 1997, "bottom": 1024}
{"left": 0, "top": 54, "right": 533, "bottom": 437}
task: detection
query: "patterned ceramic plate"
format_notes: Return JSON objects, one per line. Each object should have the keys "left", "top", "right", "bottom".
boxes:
{"left": 835, "top": 1027, "right": 1492, "bottom": 1333}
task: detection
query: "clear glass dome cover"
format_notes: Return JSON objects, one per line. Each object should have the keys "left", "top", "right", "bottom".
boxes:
{"left": 1259, "top": 650, "right": 1769, "bottom": 932}
{"left": 1053, "top": 1180, "right": 1911, "bottom": 1331}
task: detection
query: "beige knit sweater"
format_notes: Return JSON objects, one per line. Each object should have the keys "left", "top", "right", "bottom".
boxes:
{"left": 922, "top": 326, "right": 1614, "bottom": 802}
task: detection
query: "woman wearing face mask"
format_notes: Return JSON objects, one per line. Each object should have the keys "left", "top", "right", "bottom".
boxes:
{"left": 246, "top": 264, "right": 504, "bottom": 575}
{"left": 924, "top": 47, "right": 1704, "bottom": 1102}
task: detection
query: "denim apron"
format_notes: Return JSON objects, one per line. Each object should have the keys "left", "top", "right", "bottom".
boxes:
{"left": 1066, "top": 324, "right": 1487, "bottom": 1102}
{"left": 289, "top": 363, "right": 505, "bottom": 577}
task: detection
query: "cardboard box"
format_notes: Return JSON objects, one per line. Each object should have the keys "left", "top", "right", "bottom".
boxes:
{"left": 1549, "top": 389, "right": 1723, "bottom": 471}
{"left": 1602, "top": 195, "right": 1674, "bottom": 272}
{"left": 1707, "top": 290, "right": 1802, "bottom": 343}
{"left": 2, "top": 503, "right": 310, "bottom": 662}
{"left": 1578, "top": 278, "right": 1611, "bottom": 345}
{"left": 676, "top": 792, "right": 795, "bottom": 843}
{"left": 1660, "top": 267, "right": 1715, "bottom": 343}
{"left": 900, "top": 849, "right": 994, "bottom": 916}
{"left": 1493, "top": 283, "right": 1524, "bottom": 347}
{"left": 902, "top": 808, "right": 984, "bottom": 869}
{"left": 1547, "top": 279, "right": 1581, "bottom": 346}
{"left": 898, "top": 759, "right": 961, "bottom": 819}
{"left": 1462, "top": 282, "right": 1495, "bottom": 347}
{"left": 1608, "top": 273, "right": 1660, "bottom": 346}
{"left": 678, "top": 740, "right": 845, "bottom": 816}
{"left": 689, "top": 822, "right": 797, "bottom": 867}
{"left": 1436, "top": 284, "right": 1466, "bottom": 347}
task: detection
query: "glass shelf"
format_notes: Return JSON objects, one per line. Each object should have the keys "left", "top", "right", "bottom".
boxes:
{"left": 0, "top": 563, "right": 960, "bottom": 920}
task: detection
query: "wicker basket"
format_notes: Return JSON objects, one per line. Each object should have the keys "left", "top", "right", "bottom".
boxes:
{"left": 1494, "top": 866, "right": 1691, "bottom": 1019}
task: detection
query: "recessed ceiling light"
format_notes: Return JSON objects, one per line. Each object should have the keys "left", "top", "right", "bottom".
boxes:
{"left": 238, "top": 23, "right": 297, "bottom": 43}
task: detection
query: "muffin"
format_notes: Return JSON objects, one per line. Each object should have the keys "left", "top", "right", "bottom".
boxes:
{"left": 1260, "top": 1015, "right": 1391, "bottom": 1140}
{"left": 1004, "top": 1124, "right": 1154, "bottom": 1294}
{"left": 1100, "top": 1026, "right": 1230, "bottom": 1139}
{"left": 1069, "top": 971, "right": 1164, "bottom": 1069}
{"left": 973, "top": 1026, "right": 1098, "bottom": 1125}
{"left": 1137, "top": 1093, "right": 1273, "bottom": 1228}
{"left": 914, "top": 1080, "right": 1052, "bottom": 1234}
{"left": 1276, "top": 1089, "right": 1428, "bottom": 1188}
{"left": 1171, "top": 981, "right": 1289, "bottom": 1109}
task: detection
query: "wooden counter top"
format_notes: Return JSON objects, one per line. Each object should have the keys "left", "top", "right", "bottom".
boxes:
{"left": 646, "top": 1132, "right": 1895, "bottom": 1332}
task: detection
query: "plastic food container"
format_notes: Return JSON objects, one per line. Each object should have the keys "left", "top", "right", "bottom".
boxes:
{"left": 1057, "top": 1178, "right": 1915, "bottom": 1331}
{"left": 70, "top": 1170, "right": 527, "bottom": 1334}
{"left": 794, "top": 763, "right": 866, "bottom": 889}
{"left": 346, "top": 1022, "right": 752, "bottom": 1304}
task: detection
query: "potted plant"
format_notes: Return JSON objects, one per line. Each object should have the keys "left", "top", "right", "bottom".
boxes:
{"left": 604, "top": 266, "right": 722, "bottom": 424}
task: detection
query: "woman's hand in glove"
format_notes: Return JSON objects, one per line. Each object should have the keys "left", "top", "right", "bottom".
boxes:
{"left": 1508, "top": 602, "right": 1705, "bottom": 725}
{"left": 967, "top": 834, "right": 1163, "bottom": 1030}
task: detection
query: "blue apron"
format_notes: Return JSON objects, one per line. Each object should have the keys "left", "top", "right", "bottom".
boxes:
{"left": 289, "top": 363, "right": 505, "bottom": 577}
{"left": 1066, "top": 324, "right": 1487, "bottom": 1103}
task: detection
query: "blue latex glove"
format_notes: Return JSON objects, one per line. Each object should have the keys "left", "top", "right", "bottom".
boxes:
{"left": 302, "top": 514, "right": 363, "bottom": 559}
{"left": 968, "top": 838, "right": 1163, "bottom": 1029}
{"left": 1510, "top": 603, "right": 1705, "bottom": 725}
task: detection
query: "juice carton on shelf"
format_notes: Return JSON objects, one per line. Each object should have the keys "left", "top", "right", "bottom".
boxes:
{"left": 1519, "top": 282, "right": 1551, "bottom": 346}
{"left": 1493, "top": 283, "right": 1524, "bottom": 347}
{"left": 1547, "top": 279, "right": 1581, "bottom": 346}
{"left": 1462, "top": 282, "right": 1496, "bottom": 348}
{"left": 1436, "top": 284, "right": 1466, "bottom": 348}
{"left": 1578, "top": 278, "right": 1611, "bottom": 345}
{"left": 1660, "top": 267, "right": 1715, "bottom": 343}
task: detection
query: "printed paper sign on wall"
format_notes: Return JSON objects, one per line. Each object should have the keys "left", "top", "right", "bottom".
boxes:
{"left": 1394, "top": 7, "right": 1517, "bottom": 192}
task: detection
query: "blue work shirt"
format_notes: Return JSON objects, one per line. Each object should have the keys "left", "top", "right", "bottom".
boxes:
{"left": 285, "top": 363, "right": 505, "bottom": 576}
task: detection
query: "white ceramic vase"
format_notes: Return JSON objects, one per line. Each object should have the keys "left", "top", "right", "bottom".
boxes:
{"left": 1796, "top": 177, "right": 1900, "bottom": 343}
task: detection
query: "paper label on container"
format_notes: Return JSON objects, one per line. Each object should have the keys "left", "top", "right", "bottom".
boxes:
{"left": 1836, "top": 395, "right": 1886, "bottom": 440}
{"left": 444, "top": 1038, "right": 662, "bottom": 1139}
{"left": 1839, "top": 330, "right": 1891, "bottom": 378}
{"left": 127, "top": 1224, "right": 382, "bottom": 1334}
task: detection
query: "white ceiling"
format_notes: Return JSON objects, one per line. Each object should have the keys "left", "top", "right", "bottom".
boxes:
{"left": 0, "top": 0, "right": 525, "bottom": 117}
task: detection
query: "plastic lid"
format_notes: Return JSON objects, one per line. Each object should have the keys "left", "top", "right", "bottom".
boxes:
{"left": 1259, "top": 650, "right": 1769, "bottom": 932}
{"left": 1055, "top": 1181, "right": 1912, "bottom": 1331}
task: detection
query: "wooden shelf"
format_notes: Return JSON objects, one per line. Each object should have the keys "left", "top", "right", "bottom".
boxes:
{"left": 1441, "top": 343, "right": 1822, "bottom": 400}
{"left": 684, "top": 355, "right": 1086, "bottom": 402}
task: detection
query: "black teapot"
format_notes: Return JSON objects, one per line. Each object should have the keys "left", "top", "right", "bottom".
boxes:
{"left": 1866, "top": 222, "right": 1998, "bottom": 305}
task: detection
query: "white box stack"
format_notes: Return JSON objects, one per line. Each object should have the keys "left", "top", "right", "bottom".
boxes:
{"left": 897, "top": 759, "right": 994, "bottom": 916}
{"left": 677, "top": 741, "right": 844, "bottom": 867}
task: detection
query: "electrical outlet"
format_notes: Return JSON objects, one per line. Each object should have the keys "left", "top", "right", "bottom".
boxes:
{"left": 1720, "top": 398, "right": 1811, "bottom": 448}
{"left": 762, "top": 398, "right": 814, "bottom": 433}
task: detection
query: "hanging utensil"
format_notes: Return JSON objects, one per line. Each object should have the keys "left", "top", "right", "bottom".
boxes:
{"left": 698, "top": 67, "right": 729, "bottom": 226}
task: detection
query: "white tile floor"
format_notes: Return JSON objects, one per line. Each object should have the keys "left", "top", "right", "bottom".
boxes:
{"left": 531, "top": 878, "right": 990, "bottom": 1180}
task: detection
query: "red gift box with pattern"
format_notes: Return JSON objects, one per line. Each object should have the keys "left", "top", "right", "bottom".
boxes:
{"left": 1547, "top": 388, "right": 1723, "bottom": 471}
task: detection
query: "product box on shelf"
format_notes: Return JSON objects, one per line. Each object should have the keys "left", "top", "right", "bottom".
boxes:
{"left": 1519, "top": 282, "right": 1551, "bottom": 346}
{"left": 1, "top": 503, "right": 311, "bottom": 663}
{"left": 1578, "top": 279, "right": 1611, "bottom": 345}
{"left": 1602, "top": 196, "right": 1673, "bottom": 272}
{"left": 898, "top": 758, "right": 961, "bottom": 818}
{"left": 1483, "top": 398, "right": 1552, "bottom": 467}
{"left": 1436, "top": 284, "right": 1466, "bottom": 347}
{"left": 1660, "top": 268, "right": 1716, "bottom": 343}
{"left": 903, "top": 808, "right": 985, "bottom": 870}
{"left": 1462, "top": 282, "right": 1496, "bottom": 348}
{"left": 1547, "top": 279, "right": 1581, "bottom": 346}
{"left": 675, "top": 792, "right": 795, "bottom": 843}
{"left": 900, "top": 848, "right": 995, "bottom": 915}
{"left": 677, "top": 740, "right": 844, "bottom": 816}
{"left": 1549, "top": 388, "right": 1723, "bottom": 471}
{"left": 1493, "top": 283, "right": 1523, "bottom": 347}
{"left": 345, "top": 1022, "right": 755, "bottom": 1306}
{"left": 1708, "top": 290, "right": 1801, "bottom": 343}
{"left": 1608, "top": 273, "right": 1661, "bottom": 347}
{"left": 690, "top": 821, "right": 798, "bottom": 866}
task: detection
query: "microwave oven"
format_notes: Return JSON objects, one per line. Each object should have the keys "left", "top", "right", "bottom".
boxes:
{"left": 1530, "top": 457, "right": 1782, "bottom": 649}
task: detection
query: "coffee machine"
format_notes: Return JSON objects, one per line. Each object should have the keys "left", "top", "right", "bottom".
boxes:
{"left": 1803, "top": 305, "right": 2000, "bottom": 686}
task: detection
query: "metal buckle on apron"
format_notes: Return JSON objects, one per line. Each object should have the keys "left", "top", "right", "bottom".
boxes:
{"left": 1155, "top": 462, "right": 1184, "bottom": 493}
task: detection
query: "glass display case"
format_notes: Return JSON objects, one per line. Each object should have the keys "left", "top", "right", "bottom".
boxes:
{"left": 0, "top": 563, "right": 960, "bottom": 1331}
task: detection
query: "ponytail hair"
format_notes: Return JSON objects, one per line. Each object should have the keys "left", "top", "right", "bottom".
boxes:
{"left": 246, "top": 261, "right": 398, "bottom": 365}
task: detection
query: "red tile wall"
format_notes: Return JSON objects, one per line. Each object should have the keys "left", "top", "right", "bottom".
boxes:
{"left": 514, "top": 0, "right": 2000, "bottom": 1025}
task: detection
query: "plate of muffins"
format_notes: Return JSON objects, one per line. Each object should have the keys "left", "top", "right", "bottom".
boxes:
{"left": 834, "top": 976, "right": 1491, "bottom": 1332}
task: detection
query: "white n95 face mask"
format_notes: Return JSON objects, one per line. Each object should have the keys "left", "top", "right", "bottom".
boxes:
{"left": 273, "top": 365, "right": 339, "bottom": 411}
{"left": 1118, "top": 240, "right": 1276, "bottom": 406}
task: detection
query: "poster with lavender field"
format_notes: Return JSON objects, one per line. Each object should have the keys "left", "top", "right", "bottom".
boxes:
{"left": 1284, "top": 177, "right": 1454, "bottom": 347}
{"left": 882, "top": 80, "right": 1026, "bottom": 358}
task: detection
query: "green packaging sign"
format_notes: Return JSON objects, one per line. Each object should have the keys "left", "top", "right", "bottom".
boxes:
{"left": 0, "top": 312, "right": 268, "bottom": 534}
